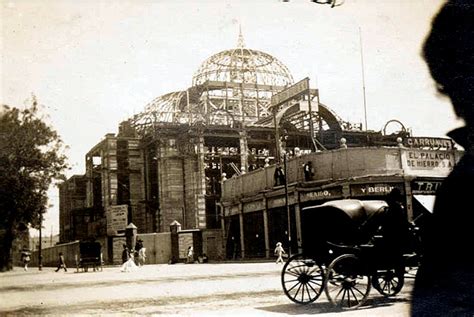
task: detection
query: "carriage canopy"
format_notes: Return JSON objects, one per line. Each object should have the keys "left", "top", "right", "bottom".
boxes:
{"left": 301, "top": 199, "right": 388, "bottom": 254}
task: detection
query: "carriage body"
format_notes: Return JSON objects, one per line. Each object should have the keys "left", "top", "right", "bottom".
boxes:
{"left": 76, "top": 241, "right": 103, "bottom": 272}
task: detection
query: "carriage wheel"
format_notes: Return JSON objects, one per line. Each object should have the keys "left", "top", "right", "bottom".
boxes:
{"left": 325, "top": 254, "right": 371, "bottom": 309}
{"left": 372, "top": 268, "right": 404, "bottom": 297}
{"left": 281, "top": 253, "right": 324, "bottom": 304}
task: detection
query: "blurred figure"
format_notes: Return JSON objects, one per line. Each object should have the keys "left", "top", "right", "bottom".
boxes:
{"left": 121, "top": 249, "right": 137, "bottom": 272}
{"left": 134, "top": 239, "right": 143, "bottom": 265}
{"left": 303, "top": 161, "right": 314, "bottom": 181}
{"left": 55, "top": 252, "right": 67, "bottom": 272}
{"left": 379, "top": 188, "right": 410, "bottom": 272}
{"left": 381, "top": 189, "right": 409, "bottom": 249}
{"left": 274, "top": 242, "right": 286, "bottom": 264}
{"left": 274, "top": 164, "right": 285, "bottom": 186}
{"left": 121, "top": 244, "right": 130, "bottom": 264}
{"left": 135, "top": 239, "right": 143, "bottom": 254}
{"left": 187, "top": 246, "right": 194, "bottom": 264}
{"left": 138, "top": 247, "right": 146, "bottom": 267}
{"left": 264, "top": 158, "right": 270, "bottom": 168}
{"left": 412, "top": 1, "right": 474, "bottom": 315}
{"left": 21, "top": 248, "right": 31, "bottom": 271}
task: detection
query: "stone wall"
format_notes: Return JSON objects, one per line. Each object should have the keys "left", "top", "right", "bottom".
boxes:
{"left": 30, "top": 240, "right": 80, "bottom": 268}
{"left": 136, "top": 232, "right": 172, "bottom": 264}
{"left": 29, "top": 229, "right": 222, "bottom": 268}
{"left": 202, "top": 229, "right": 225, "bottom": 261}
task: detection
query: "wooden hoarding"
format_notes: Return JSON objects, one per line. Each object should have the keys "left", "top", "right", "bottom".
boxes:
{"left": 106, "top": 205, "right": 128, "bottom": 236}
{"left": 178, "top": 232, "right": 194, "bottom": 259}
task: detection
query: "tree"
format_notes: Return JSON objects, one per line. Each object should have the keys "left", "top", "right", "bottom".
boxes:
{"left": 0, "top": 98, "right": 68, "bottom": 271}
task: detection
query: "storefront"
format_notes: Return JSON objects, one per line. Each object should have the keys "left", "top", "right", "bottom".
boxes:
{"left": 221, "top": 144, "right": 463, "bottom": 259}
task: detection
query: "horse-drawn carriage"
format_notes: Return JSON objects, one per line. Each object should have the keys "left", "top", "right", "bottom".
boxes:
{"left": 281, "top": 199, "right": 422, "bottom": 309}
{"left": 76, "top": 241, "right": 103, "bottom": 272}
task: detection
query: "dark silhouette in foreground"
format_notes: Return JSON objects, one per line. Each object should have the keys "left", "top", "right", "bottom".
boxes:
{"left": 411, "top": 1, "right": 474, "bottom": 315}
{"left": 379, "top": 189, "right": 410, "bottom": 270}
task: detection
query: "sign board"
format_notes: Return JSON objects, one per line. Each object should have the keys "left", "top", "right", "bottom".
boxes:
{"left": 350, "top": 183, "right": 404, "bottom": 197}
{"left": 271, "top": 78, "right": 310, "bottom": 107}
{"left": 413, "top": 195, "right": 436, "bottom": 213}
{"left": 411, "top": 179, "right": 444, "bottom": 195}
{"left": 300, "top": 187, "right": 343, "bottom": 202}
{"left": 267, "top": 195, "right": 297, "bottom": 209}
{"left": 106, "top": 205, "right": 128, "bottom": 236}
{"left": 243, "top": 200, "right": 265, "bottom": 213}
{"left": 404, "top": 137, "right": 454, "bottom": 150}
{"left": 401, "top": 149, "right": 455, "bottom": 177}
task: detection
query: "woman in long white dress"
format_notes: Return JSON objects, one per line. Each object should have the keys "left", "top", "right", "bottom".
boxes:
{"left": 121, "top": 251, "right": 137, "bottom": 272}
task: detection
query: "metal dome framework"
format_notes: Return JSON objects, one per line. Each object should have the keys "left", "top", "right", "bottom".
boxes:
{"left": 192, "top": 48, "right": 294, "bottom": 87}
{"left": 130, "top": 31, "right": 353, "bottom": 140}
{"left": 189, "top": 31, "right": 295, "bottom": 126}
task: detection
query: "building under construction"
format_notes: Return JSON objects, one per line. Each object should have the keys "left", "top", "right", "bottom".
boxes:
{"left": 58, "top": 32, "right": 458, "bottom": 262}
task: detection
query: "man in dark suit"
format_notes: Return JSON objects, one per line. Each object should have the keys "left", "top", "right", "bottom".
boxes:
{"left": 411, "top": 1, "right": 474, "bottom": 315}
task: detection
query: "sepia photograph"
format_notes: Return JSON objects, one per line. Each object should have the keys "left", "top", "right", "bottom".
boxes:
{"left": 1, "top": 0, "right": 473, "bottom": 315}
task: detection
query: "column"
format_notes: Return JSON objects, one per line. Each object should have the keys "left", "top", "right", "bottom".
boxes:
{"left": 239, "top": 130, "right": 248, "bottom": 173}
{"left": 239, "top": 204, "right": 245, "bottom": 259}
{"left": 263, "top": 206, "right": 270, "bottom": 258}
{"left": 196, "top": 135, "right": 207, "bottom": 228}
{"left": 294, "top": 202, "right": 303, "bottom": 254}
{"left": 404, "top": 179, "right": 414, "bottom": 222}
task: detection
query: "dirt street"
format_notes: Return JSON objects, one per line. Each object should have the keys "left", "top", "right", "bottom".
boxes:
{"left": 0, "top": 262, "right": 413, "bottom": 316}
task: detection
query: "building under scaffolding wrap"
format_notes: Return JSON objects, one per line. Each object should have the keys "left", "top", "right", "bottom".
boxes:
{"left": 59, "top": 32, "right": 459, "bottom": 263}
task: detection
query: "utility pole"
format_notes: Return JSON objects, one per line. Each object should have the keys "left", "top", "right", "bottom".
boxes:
{"left": 38, "top": 213, "right": 43, "bottom": 271}
{"left": 359, "top": 27, "right": 368, "bottom": 132}
{"left": 283, "top": 151, "right": 291, "bottom": 257}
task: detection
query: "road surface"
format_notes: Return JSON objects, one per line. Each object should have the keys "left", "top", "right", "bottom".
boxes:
{"left": 0, "top": 262, "right": 413, "bottom": 316}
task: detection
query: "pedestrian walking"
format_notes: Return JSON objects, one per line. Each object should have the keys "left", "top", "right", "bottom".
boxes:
{"left": 187, "top": 246, "right": 194, "bottom": 263}
{"left": 55, "top": 252, "right": 67, "bottom": 272}
{"left": 134, "top": 239, "right": 143, "bottom": 265}
{"left": 21, "top": 249, "right": 31, "bottom": 271}
{"left": 138, "top": 247, "right": 146, "bottom": 266}
{"left": 121, "top": 244, "right": 130, "bottom": 264}
{"left": 121, "top": 250, "right": 138, "bottom": 272}
{"left": 274, "top": 242, "right": 286, "bottom": 264}
{"left": 135, "top": 239, "right": 143, "bottom": 252}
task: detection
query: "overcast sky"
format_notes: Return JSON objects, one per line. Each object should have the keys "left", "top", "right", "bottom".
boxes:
{"left": 2, "top": 0, "right": 459, "bottom": 236}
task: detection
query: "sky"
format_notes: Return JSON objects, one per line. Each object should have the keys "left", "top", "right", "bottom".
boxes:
{"left": 1, "top": 0, "right": 460, "bottom": 236}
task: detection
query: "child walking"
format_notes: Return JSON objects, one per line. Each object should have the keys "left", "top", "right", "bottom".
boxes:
{"left": 274, "top": 242, "right": 286, "bottom": 264}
